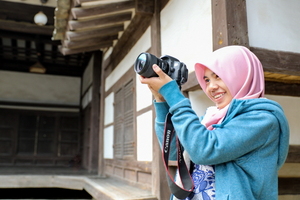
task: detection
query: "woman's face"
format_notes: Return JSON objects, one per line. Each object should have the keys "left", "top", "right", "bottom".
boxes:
{"left": 203, "top": 68, "right": 233, "bottom": 109}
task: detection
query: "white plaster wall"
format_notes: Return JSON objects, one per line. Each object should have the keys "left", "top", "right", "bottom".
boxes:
{"left": 137, "top": 111, "right": 153, "bottom": 161}
{"left": 246, "top": 0, "right": 300, "bottom": 53}
{"left": 136, "top": 73, "right": 153, "bottom": 112}
{"left": 104, "top": 92, "right": 114, "bottom": 126}
{"left": 104, "top": 125, "right": 114, "bottom": 159}
{"left": 105, "top": 27, "right": 151, "bottom": 92}
{"left": 161, "top": 0, "right": 213, "bottom": 72}
{"left": 189, "top": 90, "right": 214, "bottom": 117}
{"left": 0, "top": 70, "right": 80, "bottom": 105}
{"left": 266, "top": 95, "right": 300, "bottom": 145}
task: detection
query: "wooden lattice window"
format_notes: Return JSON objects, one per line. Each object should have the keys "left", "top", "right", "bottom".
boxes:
{"left": 114, "top": 80, "right": 134, "bottom": 159}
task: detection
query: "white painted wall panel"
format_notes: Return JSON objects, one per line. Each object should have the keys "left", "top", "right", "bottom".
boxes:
{"left": 0, "top": 70, "right": 80, "bottom": 105}
{"left": 137, "top": 111, "right": 153, "bottom": 161}
{"left": 189, "top": 90, "right": 214, "bottom": 117}
{"left": 136, "top": 73, "right": 153, "bottom": 111}
{"left": 161, "top": 0, "right": 213, "bottom": 72}
{"left": 104, "top": 125, "right": 114, "bottom": 159}
{"left": 104, "top": 92, "right": 114, "bottom": 126}
{"left": 246, "top": 0, "right": 300, "bottom": 53}
{"left": 266, "top": 95, "right": 300, "bottom": 145}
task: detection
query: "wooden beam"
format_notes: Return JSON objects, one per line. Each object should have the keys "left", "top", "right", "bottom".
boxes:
{"left": 59, "top": 41, "right": 112, "bottom": 55}
{"left": 279, "top": 178, "right": 300, "bottom": 195}
{"left": 65, "top": 24, "right": 123, "bottom": 40}
{"left": 88, "top": 50, "right": 102, "bottom": 173}
{"left": 0, "top": 19, "right": 54, "bottom": 36}
{"left": 211, "top": 0, "right": 249, "bottom": 50}
{"left": 136, "top": 0, "right": 154, "bottom": 14}
{"left": 62, "top": 35, "right": 118, "bottom": 49}
{"left": 107, "top": 13, "right": 152, "bottom": 72}
{"left": 72, "top": 0, "right": 100, "bottom": 7}
{"left": 251, "top": 47, "right": 300, "bottom": 76}
{"left": 285, "top": 145, "right": 300, "bottom": 163}
{"left": 265, "top": 81, "right": 300, "bottom": 97}
{"left": 68, "top": 11, "right": 132, "bottom": 30}
{"left": 149, "top": 0, "right": 170, "bottom": 199}
{"left": 71, "top": 1, "right": 135, "bottom": 19}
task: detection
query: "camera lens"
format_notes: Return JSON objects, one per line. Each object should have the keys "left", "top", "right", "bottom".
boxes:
{"left": 134, "top": 53, "right": 159, "bottom": 78}
{"left": 135, "top": 53, "right": 147, "bottom": 72}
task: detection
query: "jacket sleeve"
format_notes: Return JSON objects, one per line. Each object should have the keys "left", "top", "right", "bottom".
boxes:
{"left": 159, "top": 80, "right": 279, "bottom": 165}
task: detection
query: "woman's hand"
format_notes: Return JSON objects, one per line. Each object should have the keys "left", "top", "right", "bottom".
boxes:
{"left": 139, "top": 64, "right": 173, "bottom": 102}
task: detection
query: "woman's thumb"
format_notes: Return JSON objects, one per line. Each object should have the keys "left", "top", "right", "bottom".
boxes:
{"left": 152, "top": 64, "right": 163, "bottom": 76}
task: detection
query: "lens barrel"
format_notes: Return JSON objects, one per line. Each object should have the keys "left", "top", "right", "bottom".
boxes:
{"left": 134, "top": 53, "right": 160, "bottom": 78}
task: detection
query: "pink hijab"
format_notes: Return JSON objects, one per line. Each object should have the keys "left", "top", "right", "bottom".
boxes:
{"left": 194, "top": 45, "right": 265, "bottom": 130}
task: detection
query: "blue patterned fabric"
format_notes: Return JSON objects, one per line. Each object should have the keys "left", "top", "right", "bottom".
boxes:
{"left": 185, "top": 164, "right": 215, "bottom": 200}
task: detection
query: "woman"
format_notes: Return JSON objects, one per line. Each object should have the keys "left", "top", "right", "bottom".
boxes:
{"left": 139, "top": 45, "right": 290, "bottom": 200}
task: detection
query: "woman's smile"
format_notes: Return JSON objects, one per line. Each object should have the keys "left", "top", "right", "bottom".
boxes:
{"left": 203, "top": 68, "right": 233, "bottom": 109}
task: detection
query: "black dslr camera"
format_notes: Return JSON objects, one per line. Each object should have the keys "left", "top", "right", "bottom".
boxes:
{"left": 134, "top": 53, "right": 188, "bottom": 86}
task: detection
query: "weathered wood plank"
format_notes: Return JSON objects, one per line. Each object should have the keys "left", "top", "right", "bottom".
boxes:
{"left": 105, "top": 159, "right": 152, "bottom": 173}
{"left": 0, "top": 19, "right": 53, "bottom": 36}
{"left": 279, "top": 178, "right": 300, "bottom": 195}
{"left": 68, "top": 11, "right": 132, "bottom": 30}
{"left": 211, "top": 0, "right": 249, "bottom": 50}
{"left": 286, "top": 145, "right": 300, "bottom": 163}
{"left": 59, "top": 42, "right": 112, "bottom": 55}
{"left": 265, "top": 81, "right": 300, "bottom": 97}
{"left": 88, "top": 50, "right": 102, "bottom": 173}
{"left": 150, "top": 1, "right": 170, "bottom": 199}
{"left": 63, "top": 35, "right": 118, "bottom": 49}
{"left": 71, "top": 1, "right": 135, "bottom": 19}
{"left": 136, "top": 0, "right": 154, "bottom": 14}
{"left": 251, "top": 47, "right": 300, "bottom": 77}
{"left": 65, "top": 24, "right": 123, "bottom": 40}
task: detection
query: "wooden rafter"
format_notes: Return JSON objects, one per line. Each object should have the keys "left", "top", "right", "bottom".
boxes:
{"left": 59, "top": 41, "right": 112, "bottom": 55}
{"left": 65, "top": 24, "right": 124, "bottom": 40}
{"left": 68, "top": 11, "right": 132, "bottom": 30}
{"left": 71, "top": 1, "right": 135, "bottom": 19}
{"left": 0, "top": 19, "right": 53, "bottom": 36}
{"left": 63, "top": 35, "right": 118, "bottom": 49}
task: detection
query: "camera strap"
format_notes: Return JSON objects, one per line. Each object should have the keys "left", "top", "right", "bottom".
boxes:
{"left": 162, "top": 113, "right": 194, "bottom": 199}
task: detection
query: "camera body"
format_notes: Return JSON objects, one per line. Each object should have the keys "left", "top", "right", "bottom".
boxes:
{"left": 134, "top": 53, "right": 188, "bottom": 85}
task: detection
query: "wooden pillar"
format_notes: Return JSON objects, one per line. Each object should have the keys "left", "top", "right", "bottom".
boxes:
{"left": 98, "top": 52, "right": 106, "bottom": 177}
{"left": 88, "top": 50, "right": 102, "bottom": 173}
{"left": 151, "top": 0, "right": 170, "bottom": 199}
{"left": 211, "top": 0, "right": 249, "bottom": 50}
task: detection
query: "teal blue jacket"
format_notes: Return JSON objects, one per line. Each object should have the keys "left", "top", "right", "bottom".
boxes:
{"left": 154, "top": 80, "right": 289, "bottom": 200}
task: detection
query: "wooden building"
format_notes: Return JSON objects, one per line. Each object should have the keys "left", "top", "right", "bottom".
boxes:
{"left": 0, "top": 0, "right": 299, "bottom": 199}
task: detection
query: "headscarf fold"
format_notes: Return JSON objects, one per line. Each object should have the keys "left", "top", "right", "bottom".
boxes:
{"left": 194, "top": 45, "right": 265, "bottom": 130}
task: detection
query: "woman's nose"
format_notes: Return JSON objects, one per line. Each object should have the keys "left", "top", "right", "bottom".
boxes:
{"left": 208, "top": 81, "right": 218, "bottom": 90}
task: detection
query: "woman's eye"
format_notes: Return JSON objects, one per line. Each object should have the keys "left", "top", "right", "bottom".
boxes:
{"left": 204, "top": 78, "right": 210, "bottom": 84}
